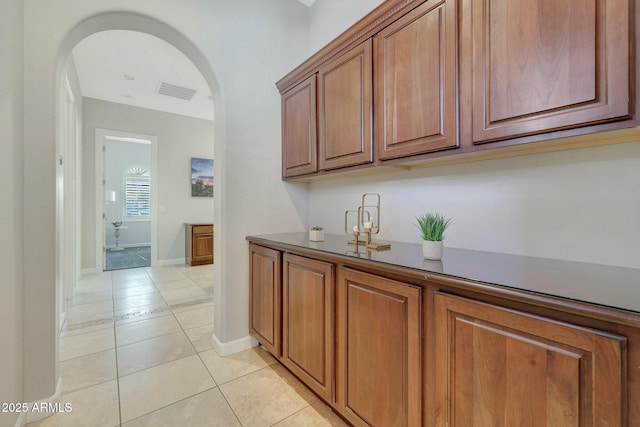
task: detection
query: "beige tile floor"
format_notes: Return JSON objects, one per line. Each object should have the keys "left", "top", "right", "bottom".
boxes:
{"left": 27, "top": 264, "right": 347, "bottom": 427}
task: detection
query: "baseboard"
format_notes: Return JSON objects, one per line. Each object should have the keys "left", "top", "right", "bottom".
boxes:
{"left": 105, "top": 243, "right": 151, "bottom": 249}
{"left": 13, "top": 412, "right": 26, "bottom": 427}
{"left": 59, "top": 311, "right": 65, "bottom": 334}
{"left": 212, "top": 333, "right": 258, "bottom": 356}
{"left": 25, "top": 377, "right": 64, "bottom": 423}
{"left": 154, "top": 258, "right": 185, "bottom": 266}
{"left": 80, "top": 268, "right": 98, "bottom": 276}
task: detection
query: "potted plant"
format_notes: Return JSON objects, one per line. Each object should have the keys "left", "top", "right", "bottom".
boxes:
{"left": 309, "top": 226, "right": 325, "bottom": 242}
{"left": 415, "top": 212, "right": 452, "bottom": 260}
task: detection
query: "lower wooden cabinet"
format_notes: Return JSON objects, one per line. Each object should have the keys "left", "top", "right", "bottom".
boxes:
{"left": 435, "top": 293, "right": 625, "bottom": 427}
{"left": 249, "top": 245, "right": 281, "bottom": 356}
{"left": 248, "top": 240, "right": 634, "bottom": 426}
{"left": 282, "top": 254, "right": 334, "bottom": 402}
{"left": 336, "top": 267, "right": 422, "bottom": 426}
{"left": 185, "top": 224, "right": 213, "bottom": 266}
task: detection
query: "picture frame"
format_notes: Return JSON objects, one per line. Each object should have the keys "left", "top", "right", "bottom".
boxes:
{"left": 191, "top": 157, "right": 214, "bottom": 197}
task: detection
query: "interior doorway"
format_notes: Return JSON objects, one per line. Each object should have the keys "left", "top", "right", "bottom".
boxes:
{"left": 95, "top": 128, "right": 158, "bottom": 271}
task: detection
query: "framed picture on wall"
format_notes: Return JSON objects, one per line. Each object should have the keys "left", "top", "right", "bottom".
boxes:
{"left": 191, "top": 157, "right": 214, "bottom": 197}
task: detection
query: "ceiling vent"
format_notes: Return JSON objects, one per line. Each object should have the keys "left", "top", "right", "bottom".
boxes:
{"left": 157, "top": 82, "right": 197, "bottom": 101}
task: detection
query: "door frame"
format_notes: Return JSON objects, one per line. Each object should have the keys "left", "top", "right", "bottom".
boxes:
{"left": 94, "top": 128, "right": 158, "bottom": 271}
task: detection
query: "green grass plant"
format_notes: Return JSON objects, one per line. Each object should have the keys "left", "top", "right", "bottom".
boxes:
{"left": 415, "top": 212, "right": 452, "bottom": 242}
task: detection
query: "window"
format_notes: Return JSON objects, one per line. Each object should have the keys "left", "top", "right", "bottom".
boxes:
{"left": 124, "top": 167, "right": 150, "bottom": 218}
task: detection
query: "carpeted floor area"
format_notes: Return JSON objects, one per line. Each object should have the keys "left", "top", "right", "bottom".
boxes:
{"left": 105, "top": 246, "right": 151, "bottom": 271}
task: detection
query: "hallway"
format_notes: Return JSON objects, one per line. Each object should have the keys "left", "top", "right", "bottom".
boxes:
{"left": 28, "top": 265, "right": 345, "bottom": 426}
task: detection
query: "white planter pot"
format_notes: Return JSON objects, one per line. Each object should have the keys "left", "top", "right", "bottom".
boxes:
{"left": 309, "top": 230, "right": 325, "bottom": 242}
{"left": 422, "top": 240, "right": 443, "bottom": 260}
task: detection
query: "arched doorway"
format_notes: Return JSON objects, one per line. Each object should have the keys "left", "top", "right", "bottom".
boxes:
{"left": 24, "top": 10, "right": 226, "bottom": 416}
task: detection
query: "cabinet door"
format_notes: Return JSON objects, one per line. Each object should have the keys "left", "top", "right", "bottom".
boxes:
{"left": 375, "top": 0, "right": 458, "bottom": 160}
{"left": 282, "top": 254, "right": 334, "bottom": 402}
{"left": 336, "top": 268, "right": 421, "bottom": 426}
{"left": 282, "top": 75, "right": 317, "bottom": 178}
{"left": 435, "top": 293, "right": 625, "bottom": 427}
{"left": 249, "top": 244, "right": 281, "bottom": 356}
{"left": 192, "top": 233, "right": 213, "bottom": 263}
{"left": 318, "top": 39, "right": 373, "bottom": 170}
{"left": 462, "top": 0, "right": 631, "bottom": 144}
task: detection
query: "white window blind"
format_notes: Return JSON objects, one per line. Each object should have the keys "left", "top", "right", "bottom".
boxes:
{"left": 124, "top": 177, "right": 150, "bottom": 218}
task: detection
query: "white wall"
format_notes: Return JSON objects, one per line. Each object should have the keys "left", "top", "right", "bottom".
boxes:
{"left": 103, "top": 139, "right": 152, "bottom": 248}
{"left": 206, "top": 0, "right": 310, "bottom": 348}
{"left": 309, "top": 0, "right": 384, "bottom": 53}
{"left": 306, "top": 1, "right": 640, "bottom": 270}
{"left": 23, "top": 0, "right": 310, "bottom": 402}
{"left": 0, "top": 0, "right": 24, "bottom": 425}
{"left": 310, "top": 142, "right": 640, "bottom": 269}
{"left": 83, "top": 98, "right": 214, "bottom": 267}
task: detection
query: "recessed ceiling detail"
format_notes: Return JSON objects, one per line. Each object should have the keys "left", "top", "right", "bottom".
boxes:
{"left": 157, "top": 81, "right": 197, "bottom": 101}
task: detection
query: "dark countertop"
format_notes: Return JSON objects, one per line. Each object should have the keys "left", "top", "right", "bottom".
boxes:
{"left": 247, "top": 232, "right": 640, "bottom": 315}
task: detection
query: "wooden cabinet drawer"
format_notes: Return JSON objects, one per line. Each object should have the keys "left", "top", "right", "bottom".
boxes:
{"left": 193, "top": 225, "right": 213, "bottom": 234}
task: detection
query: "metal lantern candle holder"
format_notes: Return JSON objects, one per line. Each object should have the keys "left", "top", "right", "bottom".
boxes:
{"left": 344, "top": 193, "right": 391, "bottom": 251}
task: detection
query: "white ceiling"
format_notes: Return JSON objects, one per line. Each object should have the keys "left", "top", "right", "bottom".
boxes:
{"left": 72, "top": 30, "right": 214, "bottom": 121}
{"left": 71, "top": 1, "right": 316, "bottom": 121}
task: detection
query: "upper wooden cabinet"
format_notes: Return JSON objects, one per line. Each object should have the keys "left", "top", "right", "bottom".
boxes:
{"left": 462, "top": 0, "right": 632, "bottom": 144}
{"left": 435, "top": 293, "right": 625, "bottom": 427}
{"left": 277, "top": 0, "right": 637, "bottom": 179}
{"left": 281, "top": 75, "right": 317, "bottom": 178}
{"left": 375, "top": 0, "right": 459, "bottom": 160}
{"left": 318, "top": 39, "right": 373, "bottom": 170}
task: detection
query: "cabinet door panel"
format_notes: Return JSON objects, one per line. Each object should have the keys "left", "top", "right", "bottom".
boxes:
{"left": 376, "top": 0, "right": 458, "bottom": 159}
{"left": 435, "top": 293, "right": 625, "bottom": 427}
{"left": 464, "top": 0, "right": 631, "bottom": 144}
{"left": 249, "top": 245, "right": 281, "bottom": 356}
{"left": 282, "top": 254, "right": 334, "bottom": 401}
{"left": 192, "top": 233, "right": 212, "bottom": 262}
{"left": 282, "top": 75, "right": 317, "bottom": 177}
{"left": 336, "top": 268, "right": 421, "bottom": 426}
{"left": 318, "top": 40, "right": 373, "bottom": 170}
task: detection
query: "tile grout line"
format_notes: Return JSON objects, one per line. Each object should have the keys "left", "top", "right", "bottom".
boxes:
{"left": 65, "top": 266, "right": 215, "bottom": 425}
{"left": 111, "top": 273, "right": 124, "bottom": 427}
{"left": 128, "top": 266, "right": 222, "bottom": 423}
{"left": 63, "top": 297, "right": 214, "bottom": 332}
{"left": 216, "top": 383, "right": 245, "bottom": 426}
